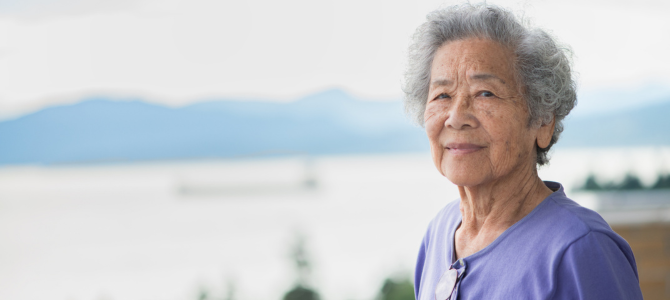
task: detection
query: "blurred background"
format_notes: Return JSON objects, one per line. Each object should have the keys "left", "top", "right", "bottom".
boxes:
{"left": 1, "top": 0, "right": 670, "bottom": 299}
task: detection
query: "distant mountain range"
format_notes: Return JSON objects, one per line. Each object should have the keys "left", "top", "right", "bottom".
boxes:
{"left": 1, "top": 89, "right": 669, "bottom": 166}
{"left": 559, "top": 101, "right": 670, "bottom": 147}
{"left": 0, "top": 89, "right": 428, "bottom": 165}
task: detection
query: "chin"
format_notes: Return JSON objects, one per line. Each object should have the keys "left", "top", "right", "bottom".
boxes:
{"left": 441, "top": 160, "right": 488, "bottom": 187}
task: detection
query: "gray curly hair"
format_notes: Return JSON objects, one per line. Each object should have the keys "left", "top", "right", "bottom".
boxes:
{"left": 402, "top": 3, "right": 577, "bottom": 166}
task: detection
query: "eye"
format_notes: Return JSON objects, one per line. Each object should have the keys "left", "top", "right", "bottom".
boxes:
{"left": 434, "top": 93, "right": 451, "bottom": 100}
{"left": 479, "top": 91, "right": 495, "bottom": 98}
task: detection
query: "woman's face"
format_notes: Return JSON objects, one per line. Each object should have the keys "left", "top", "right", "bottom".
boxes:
{"left": 425, "top": 38, "right": 553, "bottom": 187}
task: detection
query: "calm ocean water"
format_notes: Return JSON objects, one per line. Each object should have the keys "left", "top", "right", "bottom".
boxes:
{"left": 1, "top": 147, "right": 669, "bottom": 300}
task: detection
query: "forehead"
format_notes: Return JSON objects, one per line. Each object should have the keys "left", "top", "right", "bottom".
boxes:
{"left": 430, "top": 38, "right": 516, "bottom": 79}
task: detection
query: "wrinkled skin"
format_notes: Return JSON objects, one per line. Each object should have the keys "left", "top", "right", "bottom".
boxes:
{"left": 425, "top": 38, "right": 555, "bottom": 259}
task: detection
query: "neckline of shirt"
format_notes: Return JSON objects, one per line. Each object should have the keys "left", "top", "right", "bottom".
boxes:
{"left": 450, "top": 181, "right": 565, "bottom": 264}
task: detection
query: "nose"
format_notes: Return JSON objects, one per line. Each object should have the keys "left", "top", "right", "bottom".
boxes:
{"left": 444, "top": 95, "right": 478, "bottom": 130}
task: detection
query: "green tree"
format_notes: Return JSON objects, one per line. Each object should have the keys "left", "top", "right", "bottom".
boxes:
{"left": 283, "top": 286, "right": 320, "bottom": 300}
{"left": 652, "top": 174, "right": 670, "bottom": 189}
{"left": 282, "top": 232, "right": 321, "bottom": 300}
{"left": 376, "top": 277, "right": 414, "bottom": 300}
{"left": 581, "top": 174, "right": 602, "bottom": 191}
{"left": 618, "top": 173, "right": 644, "bottom": 190}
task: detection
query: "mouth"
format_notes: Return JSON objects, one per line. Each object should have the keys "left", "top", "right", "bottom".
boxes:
{"left": 445, "top": 143, "right": 485, "bottom": 154}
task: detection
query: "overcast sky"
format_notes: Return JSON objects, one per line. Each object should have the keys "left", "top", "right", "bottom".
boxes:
{"left": 1, "top": 0, "right": 670, "bottom": 119}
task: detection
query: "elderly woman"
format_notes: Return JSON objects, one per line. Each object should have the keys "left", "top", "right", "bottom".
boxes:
{"left": 404, "top": 4, "right": 643, "bottom": 300}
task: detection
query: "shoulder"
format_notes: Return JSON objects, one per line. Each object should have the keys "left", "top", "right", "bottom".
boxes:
{"left": 521, "top": 184, "right": 635, "bottom": 265}
{"left": 548, "top": 191, "right": 627, "bottom": 243}
{"left": 539, "top": 183, "right": 642, "bottom": 299}
{"left": 550, "top": 230, "right": 642, "bottom": 299}
{"left": 530, "top": 182, "right": 625, "bottom": 246}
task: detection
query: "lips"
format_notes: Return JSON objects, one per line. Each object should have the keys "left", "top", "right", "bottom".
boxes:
{"left": 445, "top": 143, "right": 485, "bottom": 154}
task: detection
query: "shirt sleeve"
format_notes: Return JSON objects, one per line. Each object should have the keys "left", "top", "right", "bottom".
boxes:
{"left": 551, "top": 231, "right": 643, "bottom": 300}
{"left": 414, "top": 227, "right": 429, "bottom": 300}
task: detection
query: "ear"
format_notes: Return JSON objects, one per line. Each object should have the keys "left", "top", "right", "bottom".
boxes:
{"left": 536, "top": 117, "right": 555, "bottom": 149}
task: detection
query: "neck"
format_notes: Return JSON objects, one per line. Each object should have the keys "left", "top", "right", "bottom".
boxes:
{"left": 454, "top": 163, "right": 553, "bottom": 259}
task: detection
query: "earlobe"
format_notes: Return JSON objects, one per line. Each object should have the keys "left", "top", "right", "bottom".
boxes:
{"left": 536, "top": 118, "right": 555, "bottom": 149}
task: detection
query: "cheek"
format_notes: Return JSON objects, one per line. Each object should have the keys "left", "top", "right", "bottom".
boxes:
{"left": 487, "top": 119, "right": 535, "bottom": 167}
{"left": 480, "top": 102, "right": 524, "bottom": 136}
{"left": 478, "top": 104, "right": 531, "bottom": 156}
{"left": 424, "top": 102, "right": 449, "bottom": 137}
{"left": 474, "top": 100, "right": 500, "bottom": 120}
{"left": 424, "top": 103, "right": 449, "bottom": 175}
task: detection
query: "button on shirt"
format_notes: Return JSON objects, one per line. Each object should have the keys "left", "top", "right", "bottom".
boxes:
{"left": 415, "top": 182, "right": 643, "bottom": 300}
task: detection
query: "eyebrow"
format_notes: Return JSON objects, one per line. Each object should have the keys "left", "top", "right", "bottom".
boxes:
{"left": 430, "top": 79, "right": 453, "bottom": 87}
{"left": 470, "top": 73, "right": 506, "bottom": 84}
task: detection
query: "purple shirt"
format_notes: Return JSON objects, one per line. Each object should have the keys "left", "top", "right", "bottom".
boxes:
{"left": 415, "top": 182, "right": 643, "bottom": 300}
